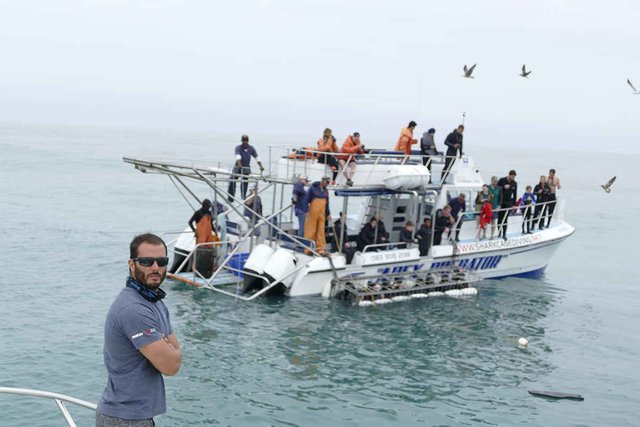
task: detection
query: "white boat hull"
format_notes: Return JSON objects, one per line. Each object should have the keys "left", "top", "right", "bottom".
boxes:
{"left": 287, "top": 221, "right": 574, "bottom": 297}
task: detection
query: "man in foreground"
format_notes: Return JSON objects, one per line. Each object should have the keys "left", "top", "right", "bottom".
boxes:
{"left": 97, "top": 233, "right": 182, "bottom": 426}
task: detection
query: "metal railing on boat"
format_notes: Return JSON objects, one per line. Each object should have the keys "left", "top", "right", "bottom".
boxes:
{"left": 0, "top": 386, "right": 96, "bottom": 427}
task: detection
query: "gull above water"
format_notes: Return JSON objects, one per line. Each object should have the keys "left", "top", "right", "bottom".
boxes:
{"left": 601, "top": 176, "right": 616, "bottom": 193}
{"left": 627, "top": 79, "right": 640, "bottom": 94}
{"left": 520, "top": 64, "right": 532, "bottom": 78}
{"left": 463, "top": 64, "right": 477, "bottom": 78}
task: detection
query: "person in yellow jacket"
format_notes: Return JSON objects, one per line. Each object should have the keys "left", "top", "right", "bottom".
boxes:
{"left": 394, "top": 121, "right": 418, "bottom": 156}
{"left": 304, "top": 176, "right": 332, "bottom": 254}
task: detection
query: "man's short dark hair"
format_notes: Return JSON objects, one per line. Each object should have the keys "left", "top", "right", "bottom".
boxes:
{"left": 458, "top": 124, "right": 465, "bottom": 131}
{"left": 353, "top": 132, "right": 360, "bottom": 137}
{"left": 509, "top": 169, "right": 517, "bottom": 176}
{"left": 130, "top": 233, "right": 167, "bottom": 259}
{"left": 408, "top": 121, "right": 417, "bottom": 128}
{"left": 549, "top": 168, "right": 556, "bottom": 173}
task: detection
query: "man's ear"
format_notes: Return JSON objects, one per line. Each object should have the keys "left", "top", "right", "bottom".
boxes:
{"left": 128, "top": 259, "right": 135, "bottom": 275}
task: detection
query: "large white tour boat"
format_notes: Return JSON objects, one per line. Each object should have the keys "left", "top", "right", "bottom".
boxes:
{"left": 124, "top": 145, "right": 574, "bottom": 301}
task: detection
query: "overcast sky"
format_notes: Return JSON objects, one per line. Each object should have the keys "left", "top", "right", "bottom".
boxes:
{"left": 1, "top": 0, "right": 639, "bottom": 151}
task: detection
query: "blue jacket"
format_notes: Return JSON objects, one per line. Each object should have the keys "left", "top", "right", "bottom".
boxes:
{"left": 518, "top": 192, "right": 537, "bottom": 207}
{"left": 292, "top": 181, "right": 308, "bottom": 213}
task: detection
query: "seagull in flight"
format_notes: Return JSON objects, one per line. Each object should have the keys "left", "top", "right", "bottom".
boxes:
{"left": 463, "top": 64, "right": 477, "bottom": 78}
{"left": 520, "top": 64, "right": 532, "bottom": 78}
{"left": 601, "top": 176, "right": 616, "bottom": 193}
{"left": 627, "top": 79, "right": 640, "bottom": 94}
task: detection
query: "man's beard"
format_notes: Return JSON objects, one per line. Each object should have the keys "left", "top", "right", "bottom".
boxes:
{"left": 133, "top": 266, "right": 166, "bottom": 290}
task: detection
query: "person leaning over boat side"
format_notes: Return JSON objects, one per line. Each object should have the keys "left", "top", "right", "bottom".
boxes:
{"left": 433, "top": 205, "right": 454, "bottom": 245}
{"left": 399, "top": 221, "right": 415, "bottom": 247}
{"left": 304, "top": 176, "right": 332, "bottom": 254}
{"left": 533, "top": 175, "right": 550, "bottom": 230}
{"left": 317, "top": 128, "right": 340, "bottom": 183}
{"left": 441, "top": 125, "right": 464, "bottom": 183}
{"left": 420, "top": 128, "right": 440, "bottom": 176}
{"left": 546, "top": 168, "right": 561, "bottom": 228}
{"left": 488, "top": 176, "right": 502, "bottom": 240}
{"left": 448, "top": 193, "right": 466, "bottom": 242}
{"left": 228, "top": 134, "right": 265, "bottom": 203}
{"left": 518, "top": 185, "right": 537, "bottom": 234}
{"left": 415, "top": 217, "right": 433, "bottom": 256}
{"left": 97, "top": 233, "right": 181, "bottom": 427}
{"left": 394, "top": 121, "right": 418, "bottom": 158}
{"left": 244, "top": 186, "right": 263, "bottom": 236}
{"left": 189, "top": 199, "right": 215, "bottom": 245}
{"left": 497, "top": 170, "right": 518, "bottom": 241}
{"left": 338, "top": 132, "right": 365, "bottom": 186}
{"left": 292, "top": 175, "right": 309, "bottom": 237}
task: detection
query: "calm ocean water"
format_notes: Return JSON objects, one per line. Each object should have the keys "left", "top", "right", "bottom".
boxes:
{"left": 1, "top": 123, "right": 639, "bottom": 426}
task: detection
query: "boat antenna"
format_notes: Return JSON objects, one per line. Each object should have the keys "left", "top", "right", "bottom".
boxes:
{"left": 462, "top": 111, "right": 466, "bottom": 126}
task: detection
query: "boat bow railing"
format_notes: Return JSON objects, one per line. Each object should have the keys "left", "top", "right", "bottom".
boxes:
{"left": 0, "top": 386, "right": 96, "bottom": 427}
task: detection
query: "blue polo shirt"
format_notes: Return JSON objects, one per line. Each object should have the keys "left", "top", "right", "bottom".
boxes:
{"left": 235, "top": 144, "right": 259, "bottom": 167}
{"left": 97, "top": 287, "right": 173, "bottom": 420}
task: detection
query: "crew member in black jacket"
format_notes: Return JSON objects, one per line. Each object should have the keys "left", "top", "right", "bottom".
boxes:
{"left": 496, "top": 170, "right": 518, "bottom": 241}
{"left": 441, "top": 125, "right": 464, "bottom": 183}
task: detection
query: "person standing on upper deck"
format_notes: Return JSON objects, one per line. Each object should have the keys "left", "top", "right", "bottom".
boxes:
{"left": 317, "top": 128, "right": 340, "bottom": 183}
{"left": 228, "top": 134, "right": 264, "bottom": 203}
{"left": 420, "top": 128, "right": 440, "bottom": 178}
{"left": 304, "top": 176, "right": 332, "bottom": 254}
{"left": 441, "top": 125, "right": 464, "bottom": 183}
{"left": 394, "top": 121, "right": 418, "bottom": 157}
{"left": 497, "top": 170, "right": 518, "bottom": 240}
{"left": 339, "top": 132, "right": 365, "bottom": 187}
{"left": 292, "top": 175, "right": 309, "bottom": 237}
{"left": 546, "top": 168, "right": 561, "bottom": 228}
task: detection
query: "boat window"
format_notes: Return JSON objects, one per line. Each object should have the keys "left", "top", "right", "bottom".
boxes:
{"left": 396, "top": 206, "right": 407, "bottom": 214}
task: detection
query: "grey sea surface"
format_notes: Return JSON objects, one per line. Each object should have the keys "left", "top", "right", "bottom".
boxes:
{"left": 1, "top": 123, "right": 638, "bottom": 426}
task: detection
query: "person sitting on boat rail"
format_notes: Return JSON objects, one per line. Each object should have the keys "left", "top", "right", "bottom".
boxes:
{"left": 317, "top": 128, "right": 340, "bottom": 183}
{"left": 434, "top": 205, "right": 454, "bottom": 245}
{"left": 339, "top": 132, "right": 365, "bottom": 186}
{"left": 97, "top": 233, "right": 181, "bottom": 427}
{"left": 228, "top": 134, "right": 264, "bottom": 203}
{"left": 304, "top": 176, "right": 331, "bottom": 254}
{"left": 394, "top": 120, "right": 418, "bottom": 158}
{"left": 292, "top": 175, "right": 309, "bottom": 237}
{"left": 441, "top": 125, "right": 464, "bottom": 183}
{"left": 189, "top": 199, "right": 215, "bottom": 245}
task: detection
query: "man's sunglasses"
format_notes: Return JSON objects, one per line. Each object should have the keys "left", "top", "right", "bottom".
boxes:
{"left": 132, "top": 257, "right": 169, "bottom": 267}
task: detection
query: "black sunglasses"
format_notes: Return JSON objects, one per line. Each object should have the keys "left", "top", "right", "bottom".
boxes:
{"left": 132, "top": 257, "right": 169, "bottom": 267}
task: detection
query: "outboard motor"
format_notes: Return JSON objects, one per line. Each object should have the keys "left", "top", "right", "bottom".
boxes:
{"left": 241, "top": 244, "right": 275, "bottom": 294}
{"left": 262, "top": 249, "right": 298, "bottom": 296}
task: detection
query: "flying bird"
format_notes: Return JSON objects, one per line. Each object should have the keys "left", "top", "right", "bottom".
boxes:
{"left": 627, "top": 79, "right": 640, "bottom": 94}
{"left": 463, "top": 64, "right": 477, "bottom": 78}
{"left": 601, "top": 176, "right": 616, "bottom": 193}
{"left": 520, "top": 64, "right": 532, "bottom": 78}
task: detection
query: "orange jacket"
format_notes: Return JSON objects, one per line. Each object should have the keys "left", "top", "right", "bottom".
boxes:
{"left": 339, "top": 136, "right": 365, "bottom": 161}
{"left": 394, "top": 127, "right": 417, "bottom": 155}
{"left": 317, "top": 137, "right": 338, "bottom": 154}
